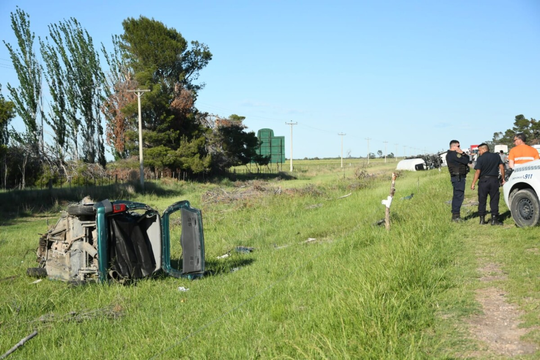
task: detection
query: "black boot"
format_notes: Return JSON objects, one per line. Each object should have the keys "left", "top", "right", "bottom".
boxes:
{"left": 479, "top": 216, "right": 487, "bottom": 225}
{"left": 491, "top": 216, "right": 503, "bottom": 226}
{"left": 452, "top": 213, "right": 462, "bottom": 223}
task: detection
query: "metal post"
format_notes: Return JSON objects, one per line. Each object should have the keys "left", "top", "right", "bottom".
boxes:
{"left": 384, "top": 141, "right": 388, "bottom": 163}
{"left": 285, "top": 121, "right": 297, "bottom": 172}
{"left": 338, "top": 133, "right": 346, "bottom": 168}
{"left": 128, "top": 89, "right": 150, "bottom": 189}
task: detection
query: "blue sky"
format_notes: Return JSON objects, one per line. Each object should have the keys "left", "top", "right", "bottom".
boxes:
{"left": 1, "top": 0, "right": 539, "bottom": 159}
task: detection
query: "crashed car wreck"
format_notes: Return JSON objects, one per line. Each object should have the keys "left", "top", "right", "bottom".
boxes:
{"left": 28, "top": 199, "right": 205, "bottom": 284}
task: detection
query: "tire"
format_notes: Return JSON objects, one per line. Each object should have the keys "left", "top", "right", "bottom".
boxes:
{"left": 67, "top": 204, "right": 95, "bottom": 216}
{"left": 510, "top": 188, "right": 540, "bottom": 227}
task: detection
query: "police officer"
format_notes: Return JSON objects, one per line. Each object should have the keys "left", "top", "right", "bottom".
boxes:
{"left": 446, "top": 140, "right": 470, "bottom": 222}
{"left": 470, "top": 143, "right": 505, "bottom": 225}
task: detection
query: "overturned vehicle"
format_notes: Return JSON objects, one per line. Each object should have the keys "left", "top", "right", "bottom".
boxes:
{"left": 28, "top": 199, "right": 205, "bottom": 284}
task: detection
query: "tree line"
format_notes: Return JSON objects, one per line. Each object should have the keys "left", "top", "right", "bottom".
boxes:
{"left": 492, "top": 114, "right": 540, "bottom": 148}
{"left": 0, "top": 8, "right": 269, "bottom": 189}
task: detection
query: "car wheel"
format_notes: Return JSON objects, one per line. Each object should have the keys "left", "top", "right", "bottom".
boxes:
{"left": 67, "top": 204, "right": 95, "bottom": 216}
{"left": 510, "top": 188, "right": 540, "bottom": 227}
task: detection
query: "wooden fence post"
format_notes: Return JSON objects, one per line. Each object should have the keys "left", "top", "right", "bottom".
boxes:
{"left": 381, "top": 172, "right": 397, "bottom": 231}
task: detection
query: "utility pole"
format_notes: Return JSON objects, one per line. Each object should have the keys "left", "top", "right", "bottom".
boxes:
{"left": 395, "top": 143, "right": 398, "bottom": 161}
{"left": 366, "top": 137, "right": 371, "bottom": 164}
{"left": 285, "top": 121, "right": 297, "bottom": 172}
{"left": 128, "top": 89, "right": 150, "bottom": 189}
{"left": 383, "top": 141, "right": 388, "bottom": 163}
{"left": 338, "top": 132, "right": 346, "bottom": 168}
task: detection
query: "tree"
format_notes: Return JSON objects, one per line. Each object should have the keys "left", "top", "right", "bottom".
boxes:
{"left": 176, "top": 135, "right": 211, "bottom": 175}
{"left": 493, "top": 114, "right": 540, "bottom": 148}
{"left": 3, "top": 7, "right": 43, "bottom": 150}
{"left": 102, "top": 35, "right": 137, "bottom": 160}
{"left": 40, "top": 17, "right": 106, "bottom": 165}
{"left": 0, "top": 85, "right": 16, "bottom": 189}
{"left": 0, "top": 85, "right": 15, "bottom": 147}
{"left": 120, "top": 16, "right": 212, "bottom": 94}
{"left": 207, "top": 114, "right": 261, "bottom": 172}
{"left": 111, "top": 16, "right": 213, "bottom": 176}
{"left": 3, "top": 8, "right": 43, "bottom": 188}
{"left": 377, "top": 150, "right": 383, "bottom": 158}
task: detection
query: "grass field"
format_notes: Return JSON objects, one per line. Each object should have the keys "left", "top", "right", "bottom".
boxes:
{"left": 1, "top": 159, "right": 539, "bottom": 359}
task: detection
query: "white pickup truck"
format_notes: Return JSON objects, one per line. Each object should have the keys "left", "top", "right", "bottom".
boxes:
{"left": 503, "top": 159, "right": 540, "bottom": 227}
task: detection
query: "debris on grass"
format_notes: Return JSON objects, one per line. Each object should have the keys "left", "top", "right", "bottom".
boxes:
{"left": 0, "top": 275, "right": 19, "bottom": 282}
{"left": 235, "top": 246, "right": 255, "bottom": 253}
{"left": 202, "top": 182, "right": 272, "bottom": 204}
{"left": 273, "top": 244, "right": 291, "bottom": 250}
{"left": 0, "top": 330, "right": 38, "bottom": 360}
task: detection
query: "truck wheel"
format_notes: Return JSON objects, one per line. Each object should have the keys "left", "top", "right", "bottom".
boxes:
{"left": 510, "top": 189, "right": 540, "bottom": 227}
{"left": 67, "top": 204, "right": 95, "bottom": 216}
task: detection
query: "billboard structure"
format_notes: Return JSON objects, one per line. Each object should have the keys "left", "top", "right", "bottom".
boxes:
{"left": 257, "top": 128, "right": 285, "bottom": 163}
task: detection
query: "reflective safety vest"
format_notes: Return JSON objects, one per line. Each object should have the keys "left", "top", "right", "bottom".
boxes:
{"left": 509, "top": 145, "right": 539, "bottom": 165}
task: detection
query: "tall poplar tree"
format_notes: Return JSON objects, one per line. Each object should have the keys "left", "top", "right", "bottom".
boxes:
{"left": 3, "top": 7, "right": 43, "bottom": 188}
{"left": 41, "top": 18, "right": 106, "bottom": 165}
{"left": 3, "top": 7, "right": 43, "bottom": 148}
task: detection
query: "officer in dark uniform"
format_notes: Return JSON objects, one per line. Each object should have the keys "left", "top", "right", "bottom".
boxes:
{"left": 470, "top": 143, "right": 505, "bottom": 225}
{"left": 446, "top": 140, "right": 470, "bottom": 222}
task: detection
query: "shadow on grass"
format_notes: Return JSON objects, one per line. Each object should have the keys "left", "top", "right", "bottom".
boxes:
{"left": 0, "top": 181, "right": 184, "bottom": 224}
{"left": 205, "top": 258, "right": 256, "bottom": 276}
{"left": 499, "top": 210, "right": 512, "bottom": 221}
{"left": 204, "top": 257, "right": 257, "bottom": 277}
{"left": 65, "top": 257, "right": 257, "bottom": 287}
{"left": 168, "top": 257, "right": 255, "bottom": 278}
{"left": 141, "top": 258, "right": 254, "bottom": 284}
{"left": 464, "top": 210, "right": 512, "bottom": 222}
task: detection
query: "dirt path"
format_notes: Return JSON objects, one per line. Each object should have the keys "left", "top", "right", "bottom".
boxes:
{"left": 464, "top": 263, "right": 538, "bottom": 358}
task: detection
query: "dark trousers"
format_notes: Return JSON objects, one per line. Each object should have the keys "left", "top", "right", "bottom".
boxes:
{"left": 478, "top": 177, "right": 500, "bottom": 216}
{"left": 450, "top": 175, "right": 466, "bottom": 214}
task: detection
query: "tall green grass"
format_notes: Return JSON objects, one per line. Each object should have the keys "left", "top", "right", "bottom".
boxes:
{"left": 1, "top": 163, "right": 538, "bottom": 359}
